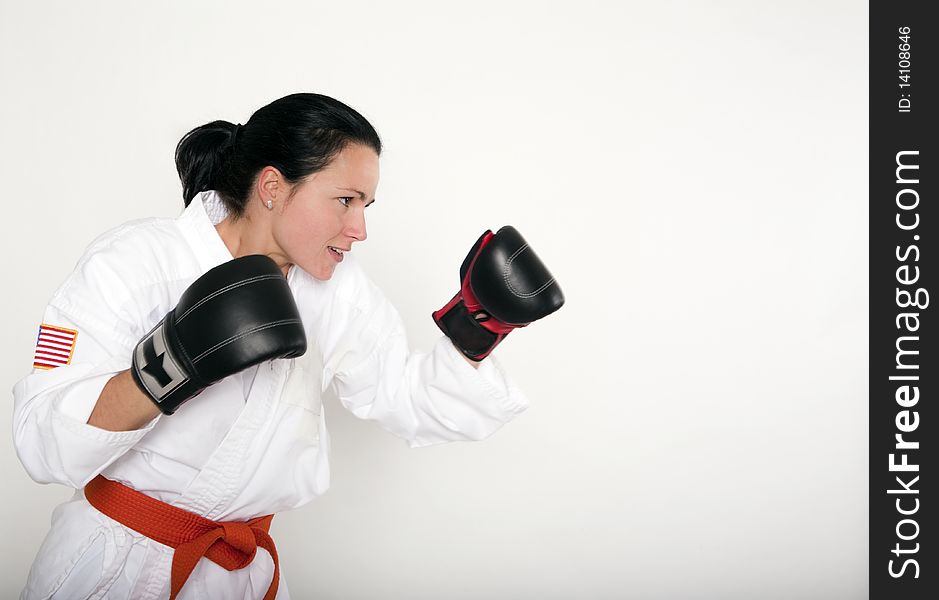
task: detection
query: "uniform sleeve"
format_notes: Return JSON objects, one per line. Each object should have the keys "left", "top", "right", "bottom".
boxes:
{"left": 12, "top": 244, "right": 161, "bottom": 488}
{"left": 317, "top": 258, "right": 529, "bottom": 448}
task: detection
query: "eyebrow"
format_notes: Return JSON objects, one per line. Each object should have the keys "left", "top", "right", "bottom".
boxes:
{"left": 337, "top": 187, "right": 376, "bottom": 206}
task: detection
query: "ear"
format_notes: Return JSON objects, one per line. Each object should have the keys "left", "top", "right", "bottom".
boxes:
{"left": 256, "top": 166, "right": 285, "bottom": 204}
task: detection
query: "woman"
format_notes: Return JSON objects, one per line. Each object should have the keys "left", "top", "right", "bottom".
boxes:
{"left": 12, "top": 92, "right": 563, "bottom": 599}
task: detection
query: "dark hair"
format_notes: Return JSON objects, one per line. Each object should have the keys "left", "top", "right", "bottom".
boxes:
{"left": 175, "top": 92, "right": 382, "bottom": 216}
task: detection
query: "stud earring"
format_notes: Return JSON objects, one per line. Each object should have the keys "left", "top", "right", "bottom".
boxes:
{"left": 266, "top": 200, "right": 273, "bottom": 210}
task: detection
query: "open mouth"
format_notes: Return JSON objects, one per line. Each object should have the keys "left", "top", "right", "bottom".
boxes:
{"left": 328, "top": 246, "right": 346, "bottom": 261}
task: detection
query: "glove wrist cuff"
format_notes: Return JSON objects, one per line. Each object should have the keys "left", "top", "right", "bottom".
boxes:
{"left": 130, "top": 316, "right": 207, "bottom": 415}
{"left": 433, "top": 297, "right": 504, "bottom": 361}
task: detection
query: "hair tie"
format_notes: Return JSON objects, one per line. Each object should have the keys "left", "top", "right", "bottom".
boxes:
{"left": 230, "top": 123, "right": 243, "bottom": 147}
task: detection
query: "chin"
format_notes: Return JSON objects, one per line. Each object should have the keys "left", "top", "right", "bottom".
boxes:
{"left": 308, "top": 263, "right": 337, "bottom": 281}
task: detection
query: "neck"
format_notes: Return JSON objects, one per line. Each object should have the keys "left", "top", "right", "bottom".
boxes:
{"left": 214, "top": 215, "right": 292, "bottom": 277}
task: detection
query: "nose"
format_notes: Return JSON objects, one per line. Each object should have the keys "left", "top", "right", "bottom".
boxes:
{"left": 345, "top": 207, "right": 367, "bottom": 242}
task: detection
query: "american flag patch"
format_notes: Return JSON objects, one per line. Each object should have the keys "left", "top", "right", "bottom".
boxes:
{"left": 33, "top": 324, "right": 78, "bottom": 370}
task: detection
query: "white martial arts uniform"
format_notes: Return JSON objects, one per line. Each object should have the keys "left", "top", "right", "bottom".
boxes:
{"left": 12, "top": 190, "right": 529, "bottom": 599}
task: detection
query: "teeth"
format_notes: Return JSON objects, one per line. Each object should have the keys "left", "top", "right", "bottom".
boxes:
{"left": 330, "top": 247, "right": 344, "bottom": 254}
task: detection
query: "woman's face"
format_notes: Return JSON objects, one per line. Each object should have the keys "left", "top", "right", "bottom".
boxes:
{"left": 272, "top": 143, "right": 379, "bottom": 280}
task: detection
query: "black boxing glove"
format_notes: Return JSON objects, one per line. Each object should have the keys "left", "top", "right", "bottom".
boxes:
{"left": 131, "top": 254, "right": 307, "bottom": 415}
{"left": 433, "top": 226, "right": 564, "bottom": 361}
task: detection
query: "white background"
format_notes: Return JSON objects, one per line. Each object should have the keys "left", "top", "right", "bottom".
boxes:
{"left": 0, "top": 1, "right": 868, "bottom": 598}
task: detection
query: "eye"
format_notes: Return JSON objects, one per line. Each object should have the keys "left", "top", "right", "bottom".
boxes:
{"left": 338, "top": 197, "right": 354, "bottom": 207}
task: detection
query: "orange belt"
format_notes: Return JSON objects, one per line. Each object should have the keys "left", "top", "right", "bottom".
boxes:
{"left": 84, "top": 475, "right": 279, "bottom": 600}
